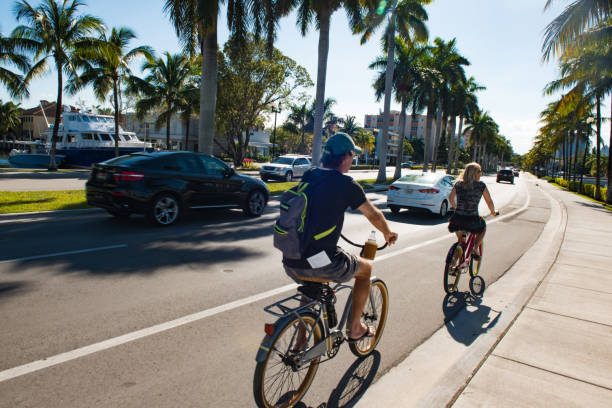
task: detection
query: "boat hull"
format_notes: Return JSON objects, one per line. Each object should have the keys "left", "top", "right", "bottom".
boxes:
{"left": 8, "top": 154, "right": 66, "bottom": 169}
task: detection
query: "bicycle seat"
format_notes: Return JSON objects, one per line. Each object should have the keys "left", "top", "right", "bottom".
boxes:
{"left": 297, "top": 281, "right": 333, "bottom": 301}
{"left": 296, "top": 276, "right": 333, "bottom": 283}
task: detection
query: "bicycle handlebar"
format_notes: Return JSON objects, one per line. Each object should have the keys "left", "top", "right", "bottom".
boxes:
{"left": 340, "top": 234, "right": 388, "bottom": 250}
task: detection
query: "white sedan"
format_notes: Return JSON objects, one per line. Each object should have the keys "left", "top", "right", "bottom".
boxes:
{"left": 386, "top": 173, "right": 455, "bottom": 217}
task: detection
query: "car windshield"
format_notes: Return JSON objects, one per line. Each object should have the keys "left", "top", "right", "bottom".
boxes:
{"left": 397, "top": 174, "right": 440, "bottom": 184}
{"left": 272, "top": 157, "right": 294, "bottom": 165}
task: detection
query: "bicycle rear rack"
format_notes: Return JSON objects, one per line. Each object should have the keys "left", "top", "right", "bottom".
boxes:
{"left": 263, "top": 293, "right": 320, "bottom": 318}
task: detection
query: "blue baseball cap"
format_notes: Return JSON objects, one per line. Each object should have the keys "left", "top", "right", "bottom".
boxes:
{"left": 323, "top": 132, "right": 362, "bottom": 156}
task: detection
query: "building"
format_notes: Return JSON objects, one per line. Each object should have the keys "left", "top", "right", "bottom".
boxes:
{"left": 364, "top": 111, "right": 437, "bottom": 164}
{"left": 20, "top": 100, "right": 79, "bottom": 141}
{"left": 124, "top": 113, "right": 272, "bottom": 156}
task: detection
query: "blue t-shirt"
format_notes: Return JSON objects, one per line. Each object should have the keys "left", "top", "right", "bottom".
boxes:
{"left": 300, "top": 167, "right": 366, "bottom": 260}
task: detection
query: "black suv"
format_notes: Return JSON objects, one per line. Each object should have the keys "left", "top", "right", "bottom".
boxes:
{"left": 86, "top": 152, "right": 269, "bottom": 226}
{"left": 496, "top": 169, "right": 514, "bottom": 184}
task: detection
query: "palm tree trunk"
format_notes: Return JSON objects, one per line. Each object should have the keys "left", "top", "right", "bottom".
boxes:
{"left": 447, "top": 115, "right": 457, "bottom": 174}
{"left": 312, "top": 9, "right": 331, "bottom": 168}
{"left": 568, "top": 131, "right": 574, "bottom": 185}
{"left": 376, "top": 20, "right": 396, "bottom": 183}
{"left": 595, "top": 94, "right": 602, "bottom": 200}
{"left": 607, "top": 102, "right": 612, "bottom": 204}
{"left": 166, "top": 111, "right": 171, "bottom": 150}
{"left": 472, "top": 136, "right": 477, "bottom": 162}
{"left": 580, "top": 135, "right": 588, "bottom": 193}
{"left": 431, "top": 103, "right": 443, "bottom": 172}
{"left": 573, "top": 130, "right": 579, "bottom": 184}
{"left": 49, "top": 62, "right": 62, "bottom": 172}
{"left": 184, "top": 115, "right": 191, "bottom": 151}
{"left": 452, "top": 116, "right": 463, "bottom": 174}
{"left": 394, "top": 97, "right": 407, "bottom": 180}
{"left": 199, "top": 27, "right": 218, "bottom": 155}
{"left": 424, "top": 103, "right": 434, "bottom": 172}
{"left": 481, "top": 143, "right": 487, "bottom": 172}
{"left": 113, "top": 80, "right": 120, "bottom": 157}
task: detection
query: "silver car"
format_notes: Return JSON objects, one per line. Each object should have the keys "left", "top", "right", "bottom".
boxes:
{"left": 259, "top": 155, "right": 312, "bottom": 182}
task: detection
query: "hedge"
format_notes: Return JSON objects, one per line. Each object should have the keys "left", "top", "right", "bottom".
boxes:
{"left": 554, "top": 177, "right": 608, "bottom": 200}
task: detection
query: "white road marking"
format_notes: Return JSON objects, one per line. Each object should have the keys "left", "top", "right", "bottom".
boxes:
{"left": 0, "top": 283, "right": 297, "bottom": 383}
{"left": 0, "top": 244, "right": 128, "bottom": 264}
{"left": 0, "top": 179, "right": 533, "bottom": 382}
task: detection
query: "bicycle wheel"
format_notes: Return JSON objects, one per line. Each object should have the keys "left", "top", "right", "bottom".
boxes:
{"left": 444, "top": 243, "right": 463, "bottom": 295}
{"left": 348, "top": 278, "right": 389, "bottom": 357}
{"left": 469, "top": 241, "right": 483, "bottom": 277}
{"left": 253, "top": 312, "right": 323, "bottom": 408}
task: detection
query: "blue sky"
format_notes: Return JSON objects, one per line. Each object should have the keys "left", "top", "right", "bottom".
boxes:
{"left": 1, "top": 0, "right": 609, "bottom": 154}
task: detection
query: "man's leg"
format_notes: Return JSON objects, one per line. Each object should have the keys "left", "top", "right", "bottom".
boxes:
{"left": 349, "top": 258, "right": 373, "bottom": 338}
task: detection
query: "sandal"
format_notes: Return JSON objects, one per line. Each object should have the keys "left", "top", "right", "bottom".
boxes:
{"left": 347, "top": 325, "right": 375, "bottom": 342}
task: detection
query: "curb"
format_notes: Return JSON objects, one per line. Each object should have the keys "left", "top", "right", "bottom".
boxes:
{"left": 356, "top": 176, "right": 567, "bottom": 407}
{"left": 0, "top": 208, "right": 105, "bottom": 225}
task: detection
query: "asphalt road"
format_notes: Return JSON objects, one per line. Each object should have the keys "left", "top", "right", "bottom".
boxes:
{"left": 0, "top": 174, "right": 548, "bottom": 407}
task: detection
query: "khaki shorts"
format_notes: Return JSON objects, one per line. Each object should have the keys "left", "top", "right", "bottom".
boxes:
{"left": 284, "top": 247, "right": 359, "bottom": 284}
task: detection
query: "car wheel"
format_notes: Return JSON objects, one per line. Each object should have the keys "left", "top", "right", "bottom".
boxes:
{"left": 389, "top": 205, "right": 400, "bottom": 215}
{"left": 244, "top": 189, "right": 267, "bottom": 217}
{"left": 285, "top": 171, "right": 293, "bottom": 182}
{"left": 148, "top": 193, "right": 180, "bottom": 226}
{"left": 107, "top": 209, "right": 130, "bottom": 219}
{"left": 439, "top": 200, "right": 449, "bottom": 218}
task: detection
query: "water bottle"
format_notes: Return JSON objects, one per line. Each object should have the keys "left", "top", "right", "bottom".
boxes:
{"left": 362, "top": 230, "right": 378, "bottom": 260}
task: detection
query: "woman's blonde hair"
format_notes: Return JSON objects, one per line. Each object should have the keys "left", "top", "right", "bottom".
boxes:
{"left": 457, "top": 162, "right": 482, "bottom": 188}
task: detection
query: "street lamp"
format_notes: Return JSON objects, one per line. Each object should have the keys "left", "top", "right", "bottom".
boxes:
{"left": 271, "top": 102, "right": 282, "bottom": 159}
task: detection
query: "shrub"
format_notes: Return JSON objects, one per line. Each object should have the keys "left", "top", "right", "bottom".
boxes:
{"left": 242, "top": 158, "right": 254, "bottom": 168}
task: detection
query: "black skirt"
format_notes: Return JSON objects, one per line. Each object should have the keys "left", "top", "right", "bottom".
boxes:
{"left": 448, "top": 213, "right": 486, "bottom": 233}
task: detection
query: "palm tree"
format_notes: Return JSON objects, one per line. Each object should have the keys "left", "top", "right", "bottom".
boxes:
{"left": 0, "top": 100, "right": 22, "bottom": 143}
{"left": 12, "top": 0, "right": 104, "bottom": 170}
{"left": 339, "top": 115, "right": 360, "bottom": 135}
{"left": 449, "top": 77, "right": 484, "bottom": 174}
{"left": 277, "top": 0, "right": 370, "bottom": 167}
{"left": 163, "top": 0, "right": 266, "bottom": 156}
{"left": 0, "top": 27, "right": 31, "bottom": 98}
{"left": 353, "top": 127, "right": 375, "bottom": 162}
{"left": 542, "top": 0, "right": 611, "bottom": 61}
{"left": 127, "top": 52, "right": 198, "bottom": 150}
{"left": 283, "top": 101, "right": 309, "bottom": 153}
{"left": 68, "top": 27, "right": 153, "bottom": 156}
{"left": 359, "top": 0, "right": 429, "bottom": 182}
{"left": 464, "top": 109, "right": 498, "bottom": 168}
{"left": 370, "top": 37, "right": 428, "bottom": 179}
{"left": 178, "top": 83, "right": 200, "bottom": 151}
{"left": 425, "top": 38, "right": 469, "bottom": 172}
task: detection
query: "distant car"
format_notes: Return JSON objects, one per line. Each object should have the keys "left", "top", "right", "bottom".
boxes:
{"left": 497, "top": 169, "right": 514, "bottom": 184}
{"left": 387, "top": 173, "right": 455, "bottom": 217}
{"left": 401, "top": 161, "right": 415, "bottom": 168}
{"left": 86, "top": 151, "right": 269, "bottom": 226}
{"left": 259, "top": 155, "right": 311, "bottom": 182}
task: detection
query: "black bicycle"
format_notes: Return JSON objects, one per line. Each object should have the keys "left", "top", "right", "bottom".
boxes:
{"left": 253, "top": 236, "right": 389, "bottom": 408}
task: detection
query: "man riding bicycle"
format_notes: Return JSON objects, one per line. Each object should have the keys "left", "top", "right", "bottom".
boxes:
{"left": 448, "top": 162, "right": 497, "bottom": 255}
{"left": 282, "top": 132, "right": 398, "bottom": 342}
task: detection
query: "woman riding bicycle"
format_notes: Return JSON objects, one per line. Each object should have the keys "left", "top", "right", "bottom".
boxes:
{"left": 448, "top": 162, "right": 497, "bottom": 256}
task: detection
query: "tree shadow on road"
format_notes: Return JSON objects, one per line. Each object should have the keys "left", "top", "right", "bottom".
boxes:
{"left": 295, "top": 351, "right": 382, "bottom": 408}
{"left": 442, "top": 293, "right": 501, "bottom": 346}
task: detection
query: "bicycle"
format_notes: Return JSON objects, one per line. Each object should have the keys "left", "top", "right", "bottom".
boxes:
{"left": 443, "top": 228, "right": 487, "bottom": 296}
{"left": 253, "top": 236, "right": 389, "bottom": 408}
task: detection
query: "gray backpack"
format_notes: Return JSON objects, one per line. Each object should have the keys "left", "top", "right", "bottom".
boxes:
{"left": 273, "top": 177, "right": 325, "bottom": 259}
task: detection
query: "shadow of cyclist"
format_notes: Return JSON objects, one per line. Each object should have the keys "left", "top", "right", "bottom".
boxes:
{"left": 442, "top": 293, "right": 501, "bottom": 346}
{"left": 294, "top": 351, "right": 381, "bottom": 408}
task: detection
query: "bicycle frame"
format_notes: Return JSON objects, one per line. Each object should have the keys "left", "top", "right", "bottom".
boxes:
{"left": 458, "top": 231, "right": 476, "bottom": 268}
{"left": 256, "top": 277, "right": 378, "bottom": 365}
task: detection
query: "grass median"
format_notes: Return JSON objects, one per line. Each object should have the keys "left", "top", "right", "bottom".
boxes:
{"left": 0, "top": 178, "right": 393, "bottom": 214}
{"left": 0, "top": 190, "right": 90, "bottom": 214}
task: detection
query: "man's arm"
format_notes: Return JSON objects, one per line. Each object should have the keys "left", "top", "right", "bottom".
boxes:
{"left": 357, "top": 199, "right": 398, "bottom": 245}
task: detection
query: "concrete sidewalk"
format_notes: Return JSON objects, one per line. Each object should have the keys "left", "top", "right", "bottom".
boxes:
{"left": 357, "top": 178, "right": 612, "bottom": 407}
